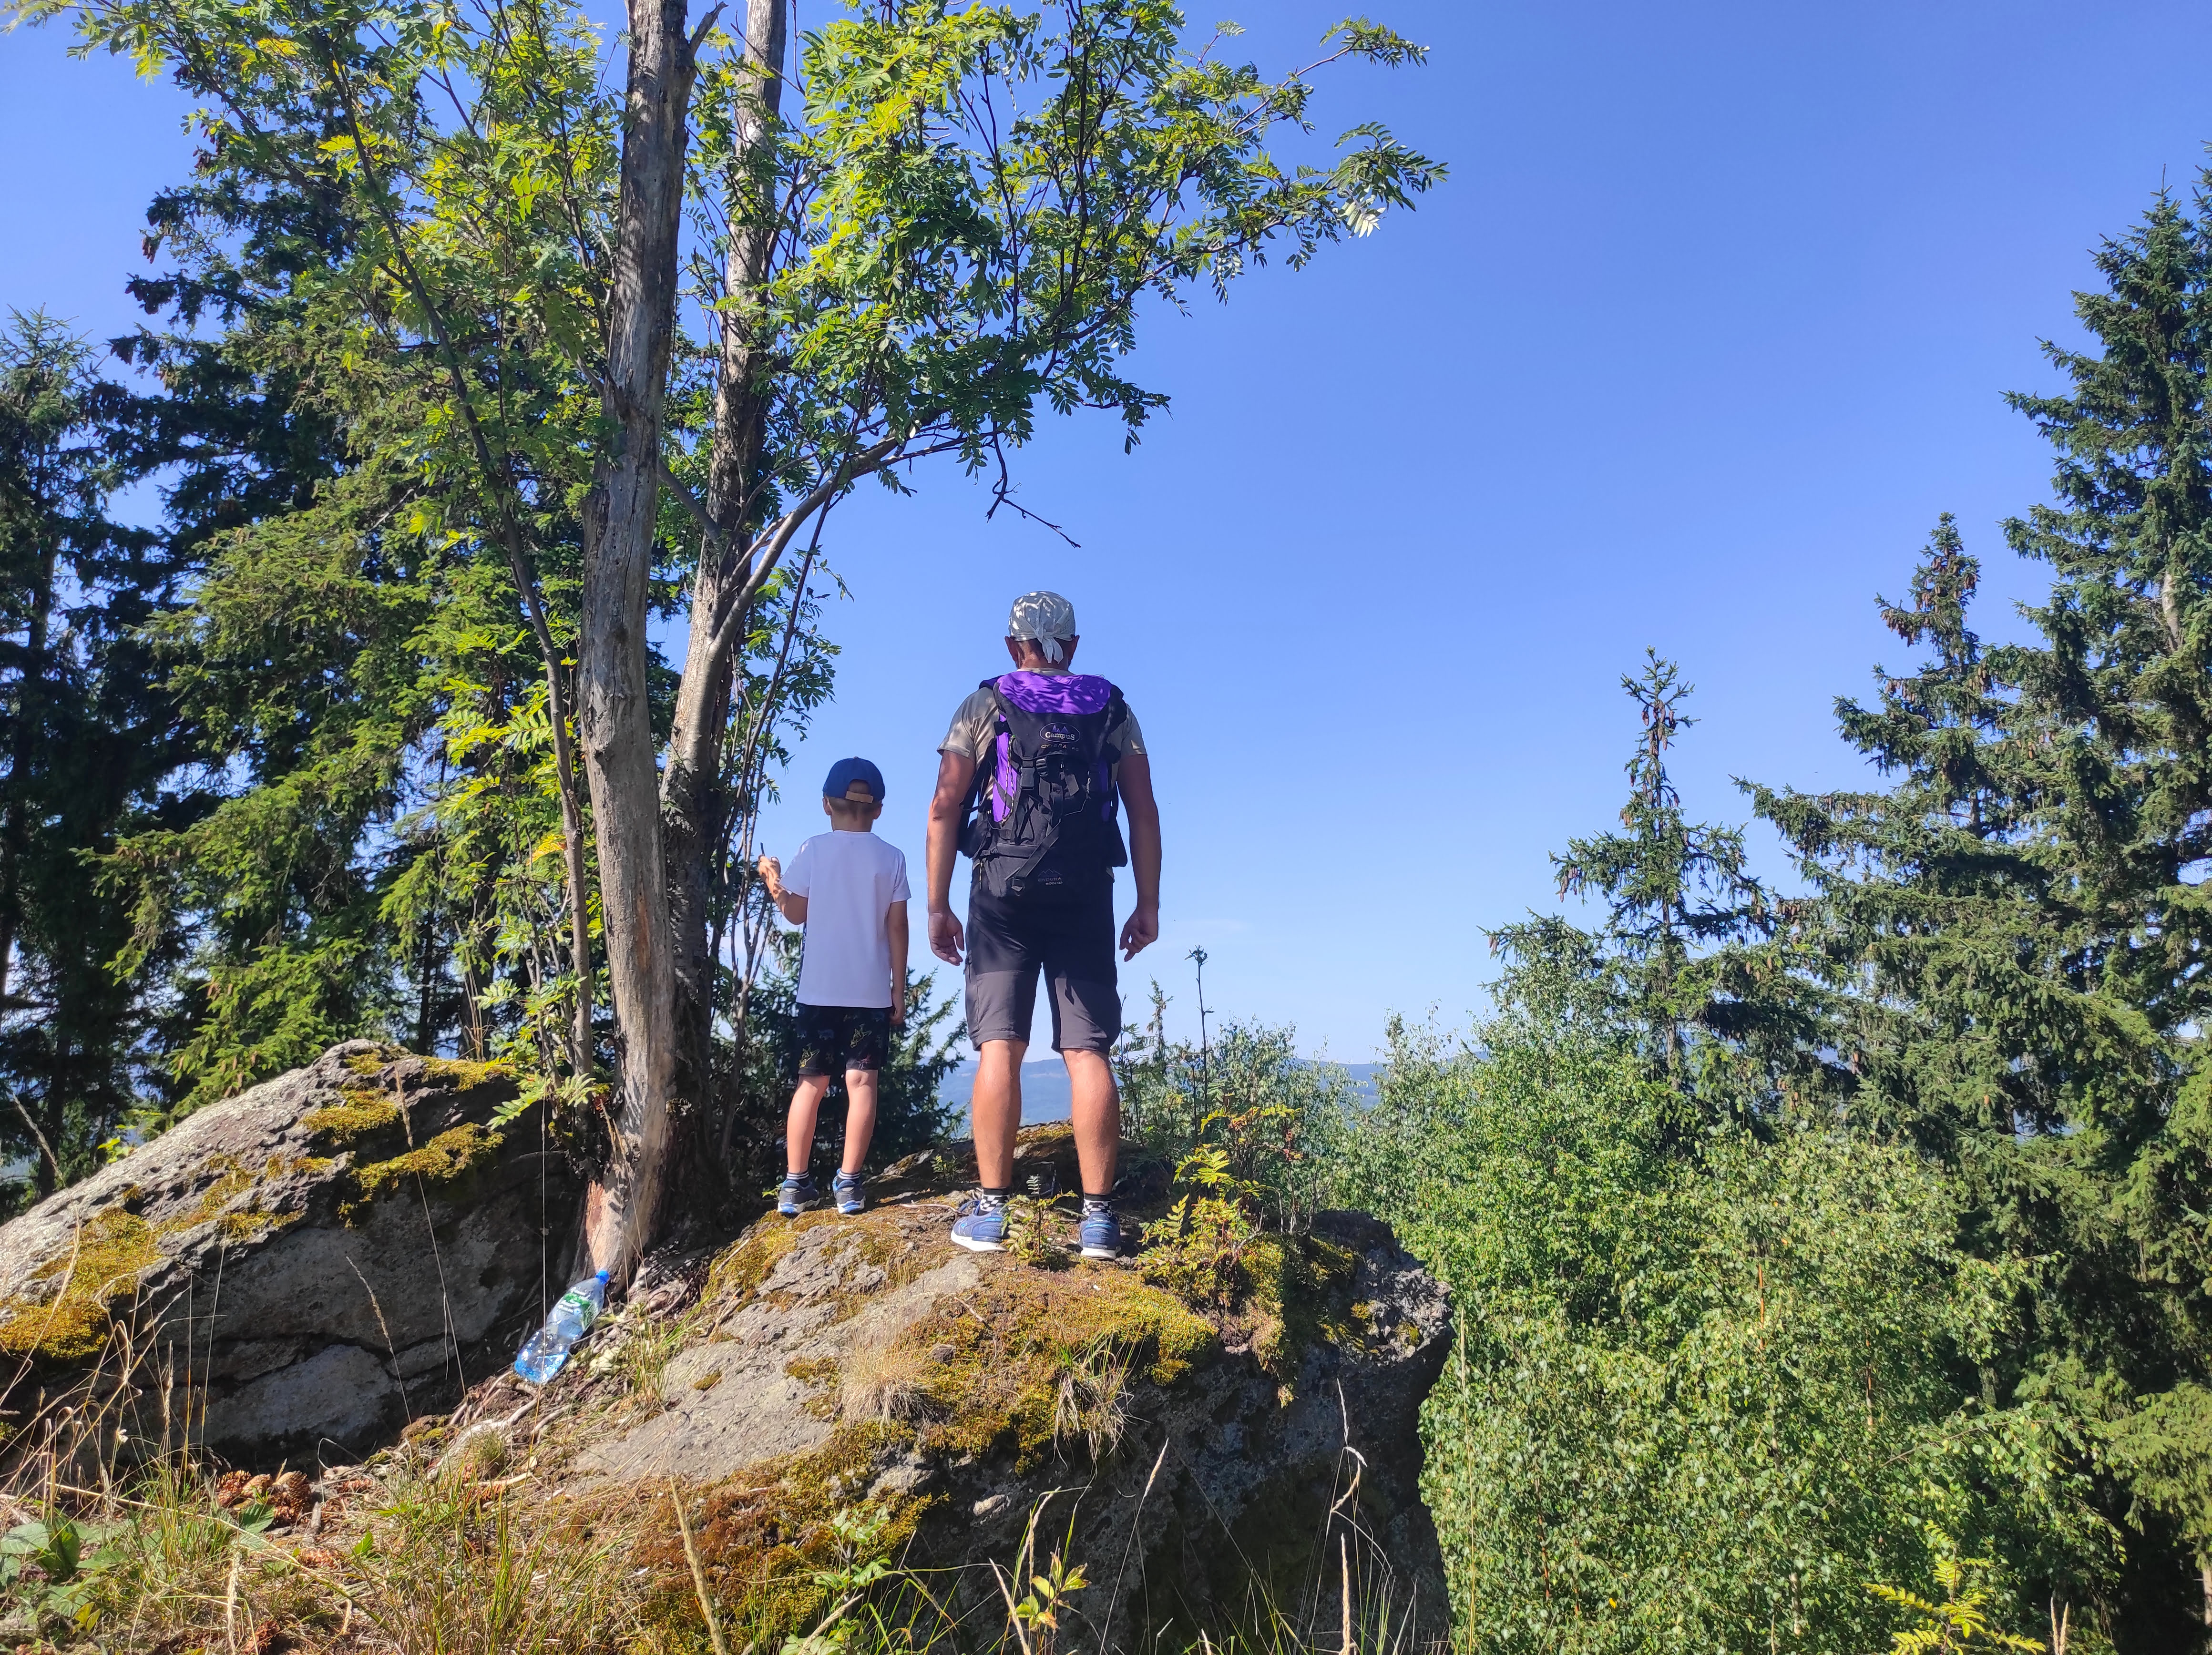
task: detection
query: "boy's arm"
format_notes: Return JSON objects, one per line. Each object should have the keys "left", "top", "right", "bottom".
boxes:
{"left": 886, "top": 900, "right": 909, "bottom": 1027}
{"left": 756, "top": 854, "right": 808, "bottom": 924}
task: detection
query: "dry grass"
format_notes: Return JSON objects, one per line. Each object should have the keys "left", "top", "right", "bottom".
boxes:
{"left": 0, "top": 1342, "right": 1428, "bottom": 1655}
{"left": 1, "top": 1127, "right": 1425, "bottom": 1655}
{"left": 840, "top": 1334, "right": 937, "bottom": 1425}
{"left": 0, "top": 1303, "right": 645, "bottom": 1654}
{"left": 1051, "top": 1342, "right": 1132, "bottom": 1462}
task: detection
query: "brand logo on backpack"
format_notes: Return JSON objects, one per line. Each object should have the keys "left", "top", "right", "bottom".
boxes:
{"left": 960, "top": 674, "right": 1130, "bottom": 899}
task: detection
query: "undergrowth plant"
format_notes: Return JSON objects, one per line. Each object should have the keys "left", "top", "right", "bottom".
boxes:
{"left": 1867, "top": 1542, "right": 2050, "bottom": 1654}
{"left": 1138, "top": 1132, "right": 1267, "bottom": 1313}
{"left": 1115, "top": 1010, "right": 1349, "bottom": 1232}
{"left": 1002, "top": 1196, "right": 1073, "bottom": 1271}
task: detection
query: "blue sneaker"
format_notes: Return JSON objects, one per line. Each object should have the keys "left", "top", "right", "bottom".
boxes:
{"left": 1077, "top": 1204, "right": 1122, "bottom": 1260}
{"left": 832, "top": 1169, "right": 866, "bottom": 1216}
{"left": 777, "top": 1173, "right": 818, "bottom": 1217}
{"left": 949, "top": 1195, "right": 1007, "bottom": 1253}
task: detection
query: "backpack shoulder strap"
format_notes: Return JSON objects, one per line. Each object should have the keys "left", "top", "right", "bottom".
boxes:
{"left": 961, "top": 680, "right": 1010, "bottom": 834}
{"left": 1102, "top": 684, "right": 1129, "bottom": 749}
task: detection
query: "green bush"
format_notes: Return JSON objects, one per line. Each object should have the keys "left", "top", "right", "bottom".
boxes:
{"left": 1320, "top": 1010, "right": 2114, "bottom": 1655}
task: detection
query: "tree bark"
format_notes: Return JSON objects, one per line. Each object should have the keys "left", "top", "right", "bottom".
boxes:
{"left": 661, "top": 0, "right": 787, "bottom": 1147}
{"left": 579, "top": 0, "right": 705, "bottom": 1279}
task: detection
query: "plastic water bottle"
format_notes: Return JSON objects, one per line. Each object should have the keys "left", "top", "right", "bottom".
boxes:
{"left": 512, "top": 1269, "right": 609, "bottom": 1384}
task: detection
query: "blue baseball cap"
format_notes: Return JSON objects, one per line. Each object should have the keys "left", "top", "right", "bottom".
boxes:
{"left": 823, "top": 757, "right": 885, "bottom": 802}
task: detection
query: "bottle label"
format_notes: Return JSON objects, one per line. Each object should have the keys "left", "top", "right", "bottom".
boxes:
{"left": 558, "top": 1288, "right": 596, "bottom": 1320}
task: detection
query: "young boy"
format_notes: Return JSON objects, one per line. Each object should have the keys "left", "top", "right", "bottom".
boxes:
{"left": 758, "top": 757, "right": 910, "bottom": 1217}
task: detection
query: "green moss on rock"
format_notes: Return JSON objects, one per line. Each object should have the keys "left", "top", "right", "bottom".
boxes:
{"left": 702, "top": 1220, "right": 809, "bottom": 1309}
{"left": 303, "top": 1091, "right": 405, "bottom": 1147}
{"left": 0, "top": 1210, "right": 162, "bottom": 1363}
{"left": 0, "top": 1147, "right": 339, "bottom": 1364}
{"left": 901, "top": 1262, "right": 1216, "bottom": 1471}
{"left": 1244, "top": 1230, "right": 1361, "bottom": 1379}
{"left": 421, "top": 1056, "right": 514, "bottom": 1092}
{"left": 170, "top": 1153, "right": 324, "bottom": 1245}
{"left": 345, "top": 1122, "right": 503, "bottom": 1218}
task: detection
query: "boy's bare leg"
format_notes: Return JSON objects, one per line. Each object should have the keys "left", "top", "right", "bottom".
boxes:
{"left": 972, "top": 1038, "right": 1025, "bottom": 1187}
{"left": 786, "top": 1075, "right": 831, "bottom": 1174}
{"left": 1064, "top": 1049, "right": 1120, "bottom": 1197}
{"left": 843, "top": 1069, "right": 880, "bottom": 1175}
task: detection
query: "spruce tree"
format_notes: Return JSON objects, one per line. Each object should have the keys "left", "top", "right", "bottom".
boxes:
{"left": 0, "top": 314, "right": 184, "bottom": 1199}
{"left": 1754, "top": 179, "right": 2212, "bottom": 1646}
{"left": 1494, "top": 652, "right": 1837, "bottom": 1122}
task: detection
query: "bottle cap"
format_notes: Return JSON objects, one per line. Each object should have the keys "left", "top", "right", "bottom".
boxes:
{"left": 594, "top": 1269, "right": 610, "bottom": 1281}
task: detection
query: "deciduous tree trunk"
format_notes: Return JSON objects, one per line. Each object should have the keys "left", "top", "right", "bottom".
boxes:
{"left": 662, "top": 0, "right": 788, "bottom": 1170}
{"left": 579, "top": 0, "right": 705, "bottom": 1280}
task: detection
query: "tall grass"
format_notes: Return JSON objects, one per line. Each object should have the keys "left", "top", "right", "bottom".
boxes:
{"left": 4, "top": 1319, "right": 1428, "bottom": 1655}
{"left": 350, "top": 1472, "right": 637, "bottom": 1654}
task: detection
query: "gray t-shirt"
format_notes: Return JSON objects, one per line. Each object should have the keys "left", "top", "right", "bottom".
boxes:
{"left": 938, "top": 675, "right": 1147, "bottom": 776}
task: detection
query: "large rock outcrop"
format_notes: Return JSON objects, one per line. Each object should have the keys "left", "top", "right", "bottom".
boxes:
{"left": 0, "top": 1041, "right": 581, "bottom": 1464}
{"left": 430, "top": 1128, "right": 1454, "bottom": 1652}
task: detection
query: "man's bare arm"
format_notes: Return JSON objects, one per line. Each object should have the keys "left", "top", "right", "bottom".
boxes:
{"left": 1119, "top": 750, "right": 1160, "bottom": 960}
{"left": 925, "top": 750, "right": 975, "bottom": 965}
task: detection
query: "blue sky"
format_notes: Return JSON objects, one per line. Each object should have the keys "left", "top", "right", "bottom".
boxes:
{"left": 7, "top": 0, "right": 2212, "bottom": 1057}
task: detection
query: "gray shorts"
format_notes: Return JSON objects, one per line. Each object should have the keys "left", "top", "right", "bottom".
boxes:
{"left": 964, "top": 879, "right": 1121, "bottom": 1053}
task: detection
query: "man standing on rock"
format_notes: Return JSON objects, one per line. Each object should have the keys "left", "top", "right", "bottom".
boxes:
{"left": 926, "top": 591, "right": 1161, "bottom": 1258}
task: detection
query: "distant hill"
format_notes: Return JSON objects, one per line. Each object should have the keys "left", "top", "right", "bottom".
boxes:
{"left": 937, "top": 1058, "right": 1382, "bottom": 1123}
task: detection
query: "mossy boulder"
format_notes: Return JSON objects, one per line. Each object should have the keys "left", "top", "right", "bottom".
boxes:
{"left": 0, "top": 1041, "right": 582, "bottom": 1466}
{"left": 462, "top": 1126, "right": 1451, "bottom": 1653}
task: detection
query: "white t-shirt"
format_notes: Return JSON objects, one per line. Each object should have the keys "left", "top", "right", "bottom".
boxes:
{"left": 783, "top": 831, "right": 910, "bottom": 1008}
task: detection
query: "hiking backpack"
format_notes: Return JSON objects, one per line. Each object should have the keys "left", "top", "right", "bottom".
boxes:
{"left": 959, "top": 673, "right": 1130, "bottom": 898}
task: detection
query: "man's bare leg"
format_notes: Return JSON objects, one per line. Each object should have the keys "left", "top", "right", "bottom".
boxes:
{"left": 1065, "top": 1049, "right": 1120, "bottom": 1197}
{"left": 972, "top": 1038, "right": 1025, "bottom": 1187}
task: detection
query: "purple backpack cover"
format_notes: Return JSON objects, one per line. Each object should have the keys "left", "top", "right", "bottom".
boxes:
{"left": 962, "top": 672, "right": 1129, "bottom": 897}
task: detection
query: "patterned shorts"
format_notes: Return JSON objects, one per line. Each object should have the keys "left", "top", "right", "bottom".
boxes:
{"left": 795, "top": 1004, "right": 892, "bottom": 1077}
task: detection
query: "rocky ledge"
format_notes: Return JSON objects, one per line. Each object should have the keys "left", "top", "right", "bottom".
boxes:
{"left": 427, "top": 1127, "right": 1453, "bottom": 1652}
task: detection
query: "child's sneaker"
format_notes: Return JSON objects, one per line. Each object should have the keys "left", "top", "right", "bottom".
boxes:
{"left": 832, "top": 1169, "right": 866, "bottom": 1216}
{"left": 949, "top": 1194, "right": 1007, "bottom": 1253}
{"left": 777, "top": 1173, "right": 818, "bottom": 1217}
{"left": 1077, "top": 1203, "right": 1122, "bottom": 1260}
